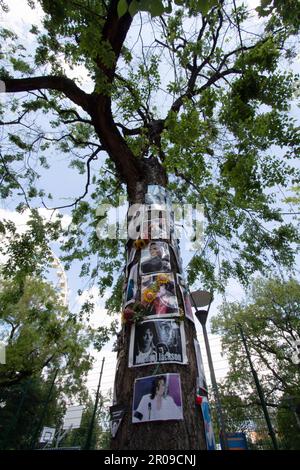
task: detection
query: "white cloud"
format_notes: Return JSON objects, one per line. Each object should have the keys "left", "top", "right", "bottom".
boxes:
{"left": 0, "top": 207, "right": 71, "bottom": 231}
{"left": 1, "top": 0, "right": 44, "bottom": 37}
{"left": 75, "top": 285, "right": 119, "bottom": 330}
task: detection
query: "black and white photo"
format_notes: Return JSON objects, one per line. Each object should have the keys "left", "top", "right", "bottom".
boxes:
{"left": 129, "top": 319, "right": 187, "bottom": 367}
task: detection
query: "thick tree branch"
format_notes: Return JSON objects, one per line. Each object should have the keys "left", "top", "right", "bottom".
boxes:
{"left": 98, "top": 0, "right": 134, "bottom": 82}
{"left": 3, "top": 76, "right": 91, "bottom": 113}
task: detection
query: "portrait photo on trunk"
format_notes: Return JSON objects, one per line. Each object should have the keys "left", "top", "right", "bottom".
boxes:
{"left": 132, "top": 373, "right": 183, "bottom": 423}
{"left": 145, "top": 185, "right": 168, "bottom": 206}
{"left": 141, "top": 217, "right": 169, "bottom": 240}
{"left": 129, "top": 319, "right": 187, "bottom": 367}
{"left": 140, "top": 241, "right": 171, "bottom": 275}
{"left": 127, "top": 204, "right": 145, "bottom": 240}
{"left": 125, "top": 262, "right": 138, "bottom": 306}
{"left": 141, "top": 273, "right": 179, "bottom": 317}
{"left": 170, "top": 239, "right": 183, "bottom": 274}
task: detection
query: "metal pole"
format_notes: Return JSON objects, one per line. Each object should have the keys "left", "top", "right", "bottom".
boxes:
{"left": 191, "top": 292, "right": 229, "bottom": 450}
{"left": 30, "top": 368, "right": 59, "bottom": 449}
{"left": 201, "top": 320, "right": 228, "bottom": 449}
{"left": 237, "top": 324, "right": 279, "bottom": 450}
{"left": 84, "top": 357, "right": 105, "bottom": 450}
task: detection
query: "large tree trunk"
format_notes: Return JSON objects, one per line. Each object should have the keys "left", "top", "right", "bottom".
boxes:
{"left": 110, "top": 159, "right": 207, "bottom": 450}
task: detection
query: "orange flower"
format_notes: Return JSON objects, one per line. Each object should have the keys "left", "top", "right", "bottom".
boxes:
{"left": 142, "top": 288, "right": 157, "bottom": 303}
{"left": 156, "top": 273, "right": 170, "bottom": 284}
{"left": 134, "top": 239, "right": 148, "bottom": 250}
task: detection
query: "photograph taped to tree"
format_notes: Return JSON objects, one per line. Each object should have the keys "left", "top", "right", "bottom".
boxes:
{"left": 141, "top": 217, "right": 169, "bottom": 240}
{"left": 145, "top": 185, "right": 168, "bottom": 206}
{"left": 170, "top": 240, "right": 184, "bottom": 274}
{"left": 140, "top": 241, "right": 171, "bottom": 275}
{"left": 132, "top": 373, "right": 183, "bottom": 423}
{"left": 141, "top": 273, "right": 179, "bottom": 317}
{"left": 177, "top": 274, "right": 194, "bottom": 323}
{"left": 110, "top": 404, "right": 126, "bottom": 438}
{"left": 201, "top": 397, "right": 216, "bottom": 450}
{"left": 129, "top": 318, "right": 187, "bottom": 367}
{"left": 125, "top": 262, "right": 138, "bottom": 306}
{"left": 127, "top": 204, "right": 145, "bottom": 240}
{"left": 126, "top": 246, "right": 136, "bottom": 276}
{"left": 194, "top": 339, "right": 208, "bottom": 394}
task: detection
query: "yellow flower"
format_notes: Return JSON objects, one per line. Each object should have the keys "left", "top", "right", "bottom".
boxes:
{"left": 156, "top": 273, "right": 170, "bottom": 284}
{"left": 142, "top": 288, "right": 157, "bottom": 303}
{"left": 178, "top": 308, "right": 185, "bottom": 321}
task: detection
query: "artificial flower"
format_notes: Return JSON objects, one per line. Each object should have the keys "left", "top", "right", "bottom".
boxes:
{"left": 196, "top": 395, "right": 203, "bottom": 405}
{"left": 156, "top": 273, "right": 170, "bottom": 284}
{"left": 142, "top": 288, "right": 157, "bottom": 303}
{"left": 134, "top": 239, "right": 149, "bottom": 250}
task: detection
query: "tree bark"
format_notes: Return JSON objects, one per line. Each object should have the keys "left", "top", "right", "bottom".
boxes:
{"left": 111, "top": 160, "right": 207, "bottom": 450}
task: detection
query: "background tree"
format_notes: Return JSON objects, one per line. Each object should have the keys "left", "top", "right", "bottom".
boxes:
{"left": 212, "top": 277, "right": 300, "bottom": 449}
{"left": 0, "top": 0, "right": 299, "bottom": 449}
{"left": 0, "top": 373, "right": 64, "bottom": 450}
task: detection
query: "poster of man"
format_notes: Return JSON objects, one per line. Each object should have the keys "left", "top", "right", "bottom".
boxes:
{"left": 129, "top": 319, "right": 187, "bottom": 367}
{"left": 141, "top": 273, "right": 179, "bottom": 317}
{"left": 132, "top": 374, "right": 183, "bottom": 423}
{"left": 177, "top": 274, "right": 194, "bottom": 323}
{"left": 140, "top": 241, "right": 171, "bottom": 275}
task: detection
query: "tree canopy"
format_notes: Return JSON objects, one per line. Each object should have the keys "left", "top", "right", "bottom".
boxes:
{"left": 212, "top": 276, "right": 300, "bottom": 448}
{"left": 0, "top": 274, "right": 95, "bottom": 389}
{"left": 0, "top": 0, "right": 299, "bottom": 296}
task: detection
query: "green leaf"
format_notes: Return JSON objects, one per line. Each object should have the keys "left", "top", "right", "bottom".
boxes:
{"left": 148, "top": 0, "right": 165, "bottom": 17}
{"left": 128, "top": 0, "right": 139, "bottom": 17}
{"left": 197, "top": 0, "right": 219, "bottom": 16}
{"left": 117, "top": 0, "right": 128, "bottom": 18}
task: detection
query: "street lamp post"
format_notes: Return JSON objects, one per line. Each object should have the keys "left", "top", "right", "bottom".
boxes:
{"left": 191, "top": 290, "right": 228, "bottom": 450}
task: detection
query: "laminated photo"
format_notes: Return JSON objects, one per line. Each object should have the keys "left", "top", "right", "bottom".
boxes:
{"left": 132, "top": 373, "right": 183, "bottom": 423}
{"left": 177, "top": 274, "right": 194, "bottom": 323}
{"left": 141, "top": 273, "right": 179, "bottom": 317}
{"left": 127, "top": 204, "right": 145, "bottom": 240}
{"left": 145, "top": 185, "right": 168, "bottom": 205}
{"left": 201, "top": 397, "right": 216, "bottom": 450}
{"left": 194, "top": 339, "right": 208, "bottom": 393}
{"left": 126, "top": 246, "right": 136, "bottom": 277}
{"left": 125, "top": 262, "right": 138, "bottom": 305}
{"left": 110, "top": 404, "right": 126, "bottom": 438}
{"left": 129, "top": 319, "right": 187, "bottom": 367}
{"left": 140, "top": 241, "right": 171, "bottom": 275}
{"left": 170, "top": 240, "right": 183, "bottom": 274}
{"left": 141, "top": 217, "right": 168, "bottom": 240}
